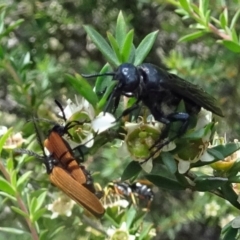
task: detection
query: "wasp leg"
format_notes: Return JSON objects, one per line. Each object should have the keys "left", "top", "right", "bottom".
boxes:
{"left": 143, "top": 112, "right": 190, "bottom": 163}
{"left": 114, "top": 102, "right": 140, "bottom": 122}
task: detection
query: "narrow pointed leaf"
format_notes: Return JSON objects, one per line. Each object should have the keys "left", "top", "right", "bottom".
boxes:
{"left": 0, "top": 177, "right": 15, "bottom": 196}
{"left": 178, "top": 31, "right": 206, "bottom": 42}
{"left": 11, "top": 206, "right": 29, "bottom": 218}
{"left": 0, "top": 127, "right": 13, "bottom": 155}
{"left": 145, "top": 174, "right": 186, "bottom": 190}
{"left": 221, "top": 183, "right": 240, "bottom": 209}
{"left": 230, "top": 8, "right": 240, "bottom": 29}
{"left": 121, "top": 161, "right": 142, "bottom": 181}
{"left": 84, "top": 25, "right": 119, "bottom": 66}
{"left": 17, "top": 171, "right": 32, "bottom": 190}
{"left": 116, "top": 11, "right": 127, "bottom": 48}
{"left": 66, "top": 74, "right": 98, "bottom": 108}
{"left": 32, "top": 208, "right": 47, "bottom": 222}
{"left": 179, "top": 0, "right": 191, "bottom": 12}
{"left": 161, "top": 152, "right": 177, "bottom": 174}
{"left": 134, "top": 31, "right": 159, "bottom": 65}
{"left": 0, "top": 227, "right": 29, "bottom": 235}
{"left": 222, "top": 40, "right": 240, "bottom": 53}
{"left": 107, "top": 32, "right": 121, "bottom": 61}
{"left": 121, "top": 29, "right": 134, "bottom": 62}
{"left": 194, "top": 176, "right": 228, "bottom": 191}
{"left": 222, "top": 227, "right": 238, "bottom": 240}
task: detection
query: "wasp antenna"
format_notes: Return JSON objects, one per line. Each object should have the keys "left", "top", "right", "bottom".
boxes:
{"left": 54, "top": 99, "right": 67, "bottom": 122}
{"left": 81, "top": 72, "right": 115, "bottom": 78}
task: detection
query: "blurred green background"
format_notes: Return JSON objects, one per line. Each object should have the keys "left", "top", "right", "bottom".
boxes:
{"left": 1, "top": 0, "right": 240, "bottom": 239}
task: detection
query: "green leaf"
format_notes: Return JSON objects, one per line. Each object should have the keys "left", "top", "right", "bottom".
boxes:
{"left": 193, "top": 142, "right": 240, "bottom": 168}
{"left": 231, "top": 29, "right": 238, "bottom": 43}
{"left": 116, "top": 11, "right": 127, "bottom": 49}
{"left": 66, "top": 74, "right": 98, "bottom": 108}
{"left": 205, "top": 9, "right": 211, "bottom": 25}
{"left": 222, "top": 40, "right": 240, "bottom": 53}
{"left": 97, "top": 81, "right": 117, "bottom": 111}
{"left": 17, "top": 171, "right": 32, "bottom": 191}
{"left": 125, "top": 207, "right": 137, "bottom": 228}
{"left": 0, "top": 227, "right": 29, "bottom": 235}
{"left": 222, "top": 227, "right": 238, "bottom": 240}
{"left": 10, "top": 170, "right": 17, "bottom": 189}
{"left": 40, "top": 230, "right": 49, "bottom": 240}
{"left": 211, "top": 142, "right": 240, "bottom": 159}
{"left": 32, "top": 208, "right": 47, "bottom": 222}
{"left": 83, "top": 25, "right": 119, "bottom": 67}
{"left": 0, "top": 19, "right": 24, "bottom": 38}
{"left": 11, "top": 206, "right": 29, "bottom": 218}
{"left": 48, "top": 226, "right": 65, "bottom": 239}
{"left": 0, "top": 177, "right": 15, "bottom": 196}
{"left": 121, "top": 161, "right": 142, "bottom": 181}
{"left": 94, "top": 63, "right": 112, "bottom": 93}
{"left": 107, "top": 32, "right": 121, "bottom": 61}
{"left": 161, "top": 152, "right": 177, "bottom": 174}
{"left": 199, "top": 0, "right": 209, "bottom": 17}
{"left": 36, "top": 191, "right": 47, "bottom": 211}
{"left": 178, "top": 31, "right": 206, "bottom": 42}
{"left": 0, "top": 191, "right": 16, "bottom": 201}
{"left": 230, "top": 8, "right": 240, "bottom": 30}
{"left": 138, "top": 223, "right": 153, "bottom": 240}
{"left": 145, "top": 174, "right": 186, "bottom": 190}
{"left": 121, "top": 29, "right": 134, "bottom": 62}
{"left": 221, "top": 183, "right": 240, "bottom": 209}
{"left": 30, "top": 197, "right": 38, "bottom": 216}
{"left": 134, "top": 30, "right": 159, "bottom": 66}
{"left": 194, "top": 176, "right": 228, "bottom": 191}
{"left": 219, "top": 9, "right": 228, "bottom": 29}
{"left": 0, "top": 127, "right": 13, "bottom": 155}
{"left": 179, "top": 0, "right": 191, "bottom": 12}
{"left": 0, "top": 11, "right": 6, "bottom": 35}
{"left": 6, "top": 157, "right": 14, "bottom": 171}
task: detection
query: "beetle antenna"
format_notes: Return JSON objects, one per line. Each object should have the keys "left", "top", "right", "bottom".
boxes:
{"left": 32, "top": 115, "right": 46, "bottom": 157}
{"left": 14, "top": 148, "right": 44, "bottom": 160}
{"left": 27, "top": 117, "right": 56, "bottom": 125}
{"left": 81, "top": 72, "right": 115, "bottom": 78}
{"left": 54, "top": 99, "right": 67, "bottom": 122}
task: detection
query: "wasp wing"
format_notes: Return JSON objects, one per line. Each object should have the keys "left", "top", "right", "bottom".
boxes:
{"left": 156, "top": 68, "right": 224, "bottom": 117}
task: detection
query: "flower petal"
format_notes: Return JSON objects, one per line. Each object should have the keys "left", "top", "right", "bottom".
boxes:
{"left": 0, "top": 126, "right": 8, "bottom": 136}
{"left": 178, "top": 160, "right": 190, "bottom": 174}
{"left": 200, "top": 151, "right": 215, "bottom": 162}
{"left": 92, "top": 112, "right": 116, "bottom": 133}
{"left": 141, "top": 159, "right": 153, "bottom": 173}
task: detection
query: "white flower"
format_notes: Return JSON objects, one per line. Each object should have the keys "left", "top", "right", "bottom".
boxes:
{"left": 204, "top": 201, "right": 220, "bottom": 217}
{"left": 122, "top": 119, "right": 175, "bottom": 173}
{"left": 195, "top": 108, "right": 212, "bottom": 131}
{"left": 60, "top": 96, "right": 116, "bottom": 148}
{"left": 174, "top": 109, "right": 214, "bottom": 173}
{"left": 47, "top": 194, "right": 75, "bottom": 219}
{"left": 62, "top": 95, "right": 95, "bottom": 120}
{"left": 107, "top": 222, "right": 136, "bottom": 240}
{"left": 0, "top": 126, "right": 25, "bottom": 149}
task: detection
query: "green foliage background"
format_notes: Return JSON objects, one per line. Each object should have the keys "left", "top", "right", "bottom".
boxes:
{"left": 1, "top": 0, "right": 240, "bottom": 239}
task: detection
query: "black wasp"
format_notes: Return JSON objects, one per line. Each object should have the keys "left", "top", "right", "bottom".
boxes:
{"left": 82, "top": 63, "right": 224, "bottom": 160}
